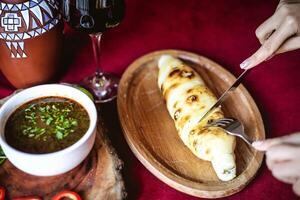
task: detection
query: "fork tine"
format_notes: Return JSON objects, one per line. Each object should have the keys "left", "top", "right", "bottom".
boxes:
{"left": 212, "top": 123, "right": 225, "bottom": 128}
{"left": 213, "top": 118, "right": 234, "bottom": 124}
{"left": 207, "top": 121, "right": 227, "bottom": 128}
{"left": 214, "top": 122, "right": 228, "bottom": 127}
{"left": 206, "top": 117, "right": 236, "bottom": 128}
{"left": 216, "top": 118, "right": 235, "bottom": 123}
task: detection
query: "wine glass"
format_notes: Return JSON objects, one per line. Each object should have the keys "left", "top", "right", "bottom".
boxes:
{"left": 62, "top": 0, "right": 125, "bottom": 103}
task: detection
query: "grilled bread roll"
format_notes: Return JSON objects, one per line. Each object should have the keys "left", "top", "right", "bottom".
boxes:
{"left": 158, "top": 55, "right": 236, "bottom": 181}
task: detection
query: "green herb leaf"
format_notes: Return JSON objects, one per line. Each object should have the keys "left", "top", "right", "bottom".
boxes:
{"left": 56, "top": 131, "right": 64, "bottom": 140}
{"left": 46, "top": 117, "right": 53, "bottom": 125}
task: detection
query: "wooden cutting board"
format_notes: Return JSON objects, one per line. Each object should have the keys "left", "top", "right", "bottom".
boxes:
{"left": 117, "top": 49, "right": 265, "bottom": 198}
{"left": 0, "top": 93, "right": 126, "bottom": 200}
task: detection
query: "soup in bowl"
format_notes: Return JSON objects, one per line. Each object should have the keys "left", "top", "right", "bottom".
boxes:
{"left": 0, "top": 84, "right": 97, "bottom": 176}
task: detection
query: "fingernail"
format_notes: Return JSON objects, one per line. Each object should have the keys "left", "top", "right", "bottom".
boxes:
{"left": 252, "top": 140, "right": 264, "bottom": 147}
{"left": 240, "top": 59, "right": 250, "bottom": 69}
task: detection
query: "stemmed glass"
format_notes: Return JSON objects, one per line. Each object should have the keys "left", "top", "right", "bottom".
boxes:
{"left": 63, "top": 0, "right": 125, "bottom": 103}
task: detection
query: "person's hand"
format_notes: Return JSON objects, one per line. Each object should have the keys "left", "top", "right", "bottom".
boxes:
{"left": 240, "top": 0, "right": 300, "bottom": 69}
{"left": 252, "top": 132, "right": 300, "bottom": 196}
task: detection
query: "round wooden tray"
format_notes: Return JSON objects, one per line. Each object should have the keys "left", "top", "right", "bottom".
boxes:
{"left": 117, "top": 49, "right": 265, "bottom": 198}
{"left": 0, "top": 94, "right": 126, "bottom": 200}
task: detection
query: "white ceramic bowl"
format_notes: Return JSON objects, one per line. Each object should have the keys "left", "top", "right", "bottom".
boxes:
{"left": 0, "top": 84, "right": 97, "bottom": 176}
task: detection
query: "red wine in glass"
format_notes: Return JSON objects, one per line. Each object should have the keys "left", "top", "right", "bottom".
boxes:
{"left": 63, "top": 0, "right": 125, "bottom": 103}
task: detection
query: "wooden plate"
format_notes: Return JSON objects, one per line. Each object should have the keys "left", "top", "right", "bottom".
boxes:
{"left": 117, "top": 50, "right": 265, "bottom": 198}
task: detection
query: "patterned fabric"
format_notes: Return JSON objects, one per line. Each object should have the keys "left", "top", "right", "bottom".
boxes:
{"left": 0, "top": 0, "right": 61, "bottom": 58}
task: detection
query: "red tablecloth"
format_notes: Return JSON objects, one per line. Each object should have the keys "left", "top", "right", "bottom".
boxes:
{"left": 1, "top": 0, "right": 300, "bottom": 199}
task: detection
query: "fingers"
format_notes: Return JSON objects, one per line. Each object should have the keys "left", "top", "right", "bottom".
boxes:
{"left": 276, "top": 36, "right": 300, "bottom": 54}
{"left": 262, "top": 144, "right": 300, "bottom": 174}
{"left": 240, "top": 20, "right": 297, "bottom": 69}
{"left": 254, "top": 134, "right": 300, "bottom": 188}
{"left": 265, "top": 144, "right": 300, "bottom": 173}
{"left": 255, "top": 14, "right": 280, "bottom": 44}
{"left": 264, "top": 144, "right": 300, "bottom": 186}
{"left": 270, "top": 160, "right": 300, "bottom": 184}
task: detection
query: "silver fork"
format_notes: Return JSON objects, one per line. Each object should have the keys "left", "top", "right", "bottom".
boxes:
{"left": 206, "top": 117, "right": 254, "bottom": 146}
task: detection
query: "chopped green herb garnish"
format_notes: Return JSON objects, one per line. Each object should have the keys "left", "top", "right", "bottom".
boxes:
{"left": 56, "top": 131, "right": 64, "bottom": 140}
{"left": 20, "top": 101, "right": 79, "bottom": 141}
{"left": 46, "top": 117, "right": 53, "bottom": 125}
{"left": 5, "top": 97, "right": 90, "bottom": 154}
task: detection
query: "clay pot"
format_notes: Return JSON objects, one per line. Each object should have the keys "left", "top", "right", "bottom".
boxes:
{"left": 0, "top": 0, "right": 63, "bottom": 88}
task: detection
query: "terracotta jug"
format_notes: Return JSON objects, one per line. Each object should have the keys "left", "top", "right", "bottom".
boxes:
{"left": 0, "top": 0, "right": 63, "bottom": 88}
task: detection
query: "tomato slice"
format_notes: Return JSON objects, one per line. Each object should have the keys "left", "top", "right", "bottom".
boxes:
{"left": 0, "top": 186, "right": 5, "bottom": 200}
{"left": 51, "top": 190, "right": 81, "bottom": 200}
{"left": 12, "top": 197, "right": 42, "bottom": 200}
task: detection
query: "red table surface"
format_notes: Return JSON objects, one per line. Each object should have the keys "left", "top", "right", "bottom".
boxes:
{"left": 1, "top": 0, "right": 300, "bottom": 199}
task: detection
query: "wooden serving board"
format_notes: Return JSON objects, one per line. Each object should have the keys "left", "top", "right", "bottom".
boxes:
{"left": 0, "top": 95, "right": 126, "bottom": 200}
{"left": 117, "top": 50, "right": 265, "bottom": 198}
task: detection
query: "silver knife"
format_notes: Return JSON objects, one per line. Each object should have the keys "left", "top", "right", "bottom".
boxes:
{"left": 198, "top": 69, "right": 250, "bottom": 123}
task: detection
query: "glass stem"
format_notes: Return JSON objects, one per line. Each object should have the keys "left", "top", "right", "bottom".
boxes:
{"left": 90, "top": 33, "right": 104, "bottom": 77}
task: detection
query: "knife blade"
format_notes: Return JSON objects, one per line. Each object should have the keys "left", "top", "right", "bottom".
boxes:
{"left": 198, "top": 69, "right": 250, "bottom": 123}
